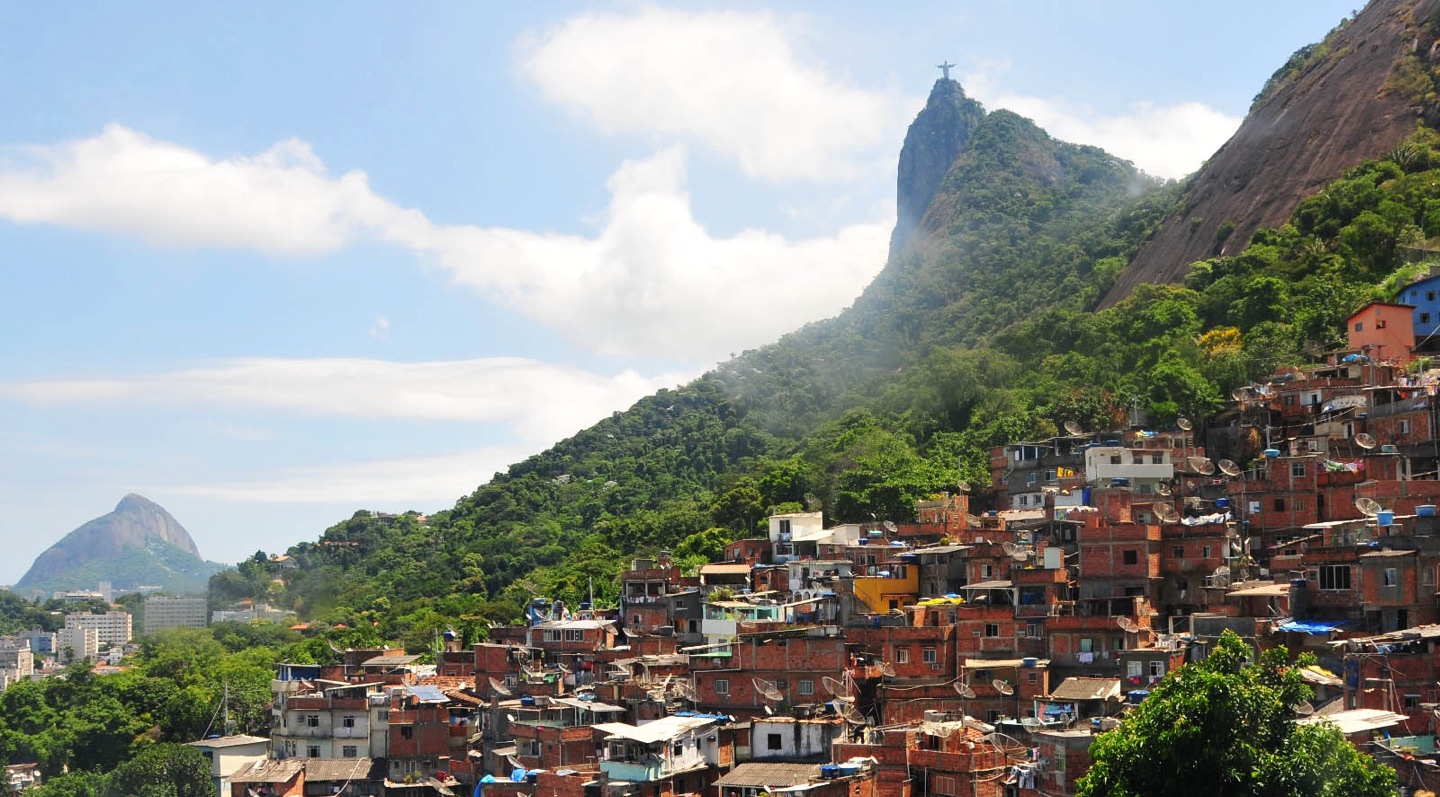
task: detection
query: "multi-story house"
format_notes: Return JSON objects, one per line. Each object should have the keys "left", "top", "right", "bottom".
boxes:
{"left": 594, "top": 714, "right": 723, "bottom": 797}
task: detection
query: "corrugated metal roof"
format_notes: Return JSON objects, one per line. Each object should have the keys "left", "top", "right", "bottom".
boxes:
{"left": 715, "top": 763, "right": 821, "bottom": 789}
{"left": 593, "top": 715, "right": 714, "bottom": 744}
{"left": 304, "top": 758, "right": 376, "bottom": 782}
{"left": 1049, "top": 677, "right": 1121, "bottom": 702}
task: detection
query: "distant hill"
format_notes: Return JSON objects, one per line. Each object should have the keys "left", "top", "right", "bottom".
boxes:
{"left": 17, "top": 494, "right": 227, "bottom": 595}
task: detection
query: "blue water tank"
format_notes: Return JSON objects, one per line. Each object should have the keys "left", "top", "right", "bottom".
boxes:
{"left": 1263, "top": 448, "right": 1281, "bottom": 458}
{"left": 1420, "top": 505, "right": 1437, "bottom": 517}
{"left": 820, "top": 765, "right": 840, "bottom": 779}
{"left": 1378, "top": 510, "right": 1394, "bottom": 526}
{"left": 1022, "top": 657, "right": 1038, "bottom": 668}
{"left": 520, "top": 695, "right": 536, "bottom": 707}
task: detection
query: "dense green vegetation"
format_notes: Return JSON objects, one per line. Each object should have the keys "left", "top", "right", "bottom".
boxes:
{"left": 207, "top": 116, "right": 1440, "bottom": 648}
{"left": 1077, "top": 630, "right": 1395, "bottom": 797}
{"left": 0, "top": 623, "right": 310, "bottom": 795}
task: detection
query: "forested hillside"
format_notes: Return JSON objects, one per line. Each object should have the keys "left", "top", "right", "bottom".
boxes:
{"left": 207, "top": 2, "right": 1440, "bottom": 654}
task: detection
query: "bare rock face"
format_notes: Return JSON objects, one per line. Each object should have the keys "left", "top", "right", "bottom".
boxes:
{"left": 890, "top": 79, "right": 987, "bottom": 257}
{"left": 1102, "top": 0, "right": 1440, "bottom": 307}
{"left": 16, "top": 494, "right": 216, "bottom": 592}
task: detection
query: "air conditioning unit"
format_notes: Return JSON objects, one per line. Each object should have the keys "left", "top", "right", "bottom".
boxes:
{"left": 973, "top": 630, "right": 983, "bottom": 637}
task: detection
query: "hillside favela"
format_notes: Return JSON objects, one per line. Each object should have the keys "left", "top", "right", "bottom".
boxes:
{"left": 21, "top": 2, "right": 1440, "bottom": 796}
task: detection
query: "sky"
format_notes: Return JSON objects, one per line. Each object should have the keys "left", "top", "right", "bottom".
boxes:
{"left": 0, "top": 1, "right": 1363, "bottom": 584}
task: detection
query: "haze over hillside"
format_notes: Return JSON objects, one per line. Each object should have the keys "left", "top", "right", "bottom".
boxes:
{"left": 16, "top": 494, "right": 227, "bottom": 595}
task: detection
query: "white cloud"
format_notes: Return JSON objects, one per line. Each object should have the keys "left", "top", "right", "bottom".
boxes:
{"left": 157, "top": 445, "right": 535, "bottom": 504}
{"left": 962, "top": 72, "right": 1240, "bottom": 180}
{"left": 518, "top": 7, "right": 906, "bottom": 182}
{"left": 0, "top": 357, "right": 696, "bottom": 444}
{"left": 0, "top": 127, "right": 891, "bottom": 361}
{"left": 370, "top": 315, "right": 391, "bottom": 341}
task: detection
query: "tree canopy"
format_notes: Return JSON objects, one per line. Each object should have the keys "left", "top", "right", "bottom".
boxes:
{"left": 1076, "top": 630, "right": 1395, "bottom": 797}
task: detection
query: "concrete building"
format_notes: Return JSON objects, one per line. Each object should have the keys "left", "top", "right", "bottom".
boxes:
{"left": 186, "top": 734, "right": 269, "bottom": 797}
{"left": 0, "top": 638, "right": 34, "bottom": 689}
{"left": 17, "top": 628, "right": 55, "bottom": 656}
{"left": 56, "top": 625, "right": 99, "bottom": 662}
{"left": 144, "top": 596, "right": 209, "bottom": 634}
{"left": 64, "top": 610, "right": 132, "bottom": 647}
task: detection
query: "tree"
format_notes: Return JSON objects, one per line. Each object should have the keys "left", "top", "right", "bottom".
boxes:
{"left": 1076, "top": 630, "right": 1395, "bottom": 797}
{"left": 105, "top": 743, "right": 211, "bottom": 797}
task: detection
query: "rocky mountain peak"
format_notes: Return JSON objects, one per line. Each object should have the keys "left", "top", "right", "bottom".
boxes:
{"left": 889, "top": 78, "right": 987, "bottom": 256}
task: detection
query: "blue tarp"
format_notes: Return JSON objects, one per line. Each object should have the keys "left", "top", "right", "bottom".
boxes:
{"left": 1277, "top": 620, "right": 1349, "bottom": 635}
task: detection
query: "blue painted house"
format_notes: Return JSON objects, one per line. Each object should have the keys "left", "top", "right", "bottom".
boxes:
{"left": 1397, "top": 272, "right": 1440, "bottom": 341}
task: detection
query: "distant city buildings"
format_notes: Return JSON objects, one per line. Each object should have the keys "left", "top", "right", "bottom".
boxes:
{"left": 143, "top": 596, "right": 208, "bottom": 634}
{"left": 64, "top": 610, "right": 131, "bottom": 647}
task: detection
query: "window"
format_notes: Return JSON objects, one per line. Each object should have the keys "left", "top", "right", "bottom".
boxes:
{"left": 307, "top": 746, "right": 320, "bottom": 758}
{"left": 767, "top": 734, "right": 783, "bottom": 751}
{"left": 400, "top": 727, "right": 414, "bottom": 739}
{"left": 798, "top": 679, "right": 814, "bottom": 696}
{"left": 896, "top": 648, "right": 910, "bottom": 664}
{"left": 1109, "top": 454, "right": 1121, "bottom": 465}
{"left": 1426, "top": 568, "right": 1436, "bottom": 587}
{"left": 377, "top": 710, "right": 389, "bottom": 721}
{"left": 1377, "top": 319, "right": 1388, "bottom": 329}
{"left": 1027, "top": 621, "right": 1043, "bottom": 638}
{"left": 1151, "top": 454, "right": 1164, "bottom": 465}
{"left": 932, "top": 775, "right": 957, "bottom": 796}
{"left": 1079, "top": 638, "right": 1095, "bottom": 653}
{"left": 778, "top": 519, "right": 791, "bottom": 535}
{"left": 1126, "top": 660, "right": 1142, "bottom": 678}
{"left": 1294, "top": 497, "right": 1306, "bottom": 512}
{"left": 923, "top": 648, "right": 938, "bottom": 666}
{"left": 565, "top": 630, "right": 584, "bottom": 642}
{"left": 1400, "top": 419, "right": 1412, "bottom": 435}
{"left": 1384, "top": 568, "right": 1399, "bottom": 587}
{"left": 1291, "top": 462, "right": 1307, "bottom": 478}
{"left": 1407, "top": 694, "right": 1422, "bottom": 709}
{"left": 980, "top": 564, "right": 993, "bottom": 579}
{"left": 306, "top": 715, "right": 319, "bottom": 728}
{"left": 673, "top": 743, "right": 683, "bottom": 756}
{"left": 1173, "top": 545, "right": 1184, "bottom": 559}
{"left": 1429, "top": 290, "right": 1436, "bottom": 301}
{"left": 1122, "top": 550, "right": 1138, "bottom": 565}
{"left": 775, "top": 679, "right": 788, "bottom": 691}
{"left": 1149, "top": 660, "right": 1164, "bottom": 677}
{"left": 984, "top": 624, "right": 999, "bottom": 638}
{"left": 1132, "top": 453, "right": 1144, "bottom": 465}
{"left": 1319, "top": 564, "right": 1352, "bottom": 591}
{"left": 1027, "top": 472, "right": 1038, "bottom": 484}
{"left": 342, "top": 745, "right": 357, "bottom": 758}
{"left": 1202, "top": 545, "right": 1211, "bottom": 559}
{"left": 714, "top": 678, "right": 729, "bottom": 694}
{"left": 1018, "top": 495, "right": 1028, "bottom": 506}
{"left": 1424, "top": 312, "right": 1434, "bottom": 325}
{"left": 1273, "top": 497, "right": 1286, "bottom": 512}
{"left": 342, "top": 715, "right": 355, "bottom": 728}
{"left": 1354, "top": 322, "right": 1364, "bottom": 332}
{"left": 1027, "top": 672, "right": 1038, "bottom": 684}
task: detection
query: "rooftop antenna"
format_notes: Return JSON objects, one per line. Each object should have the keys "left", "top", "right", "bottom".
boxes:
{"left": 1217, "top": 459, "right": 1242, "bottom": 477}
{"left": 822, "top": 675, "right": 855, "bottom": 703}
{"left": 1355, "top": 497, "right": 1383, "bottom": 517}
{"left": 993, "top": 678, "right": 1014, "bottom": 696}
{"left": 753, "top": 677, "right": 784, "bottom": 704}
{"left": 1064, "top": 420, "right": 1086, "bottom": 437}
{"left": 1354, "top": 432, "right": 1377, "bottom": 450}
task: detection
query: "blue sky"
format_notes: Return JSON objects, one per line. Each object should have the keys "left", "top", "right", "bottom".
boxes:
{"left": 0, "top": 1, "right": 1360, "bottom": 584}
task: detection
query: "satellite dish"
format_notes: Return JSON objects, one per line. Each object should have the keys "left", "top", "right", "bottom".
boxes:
{"left": 1196, "top": 459, "right": 1217, "bottom": 476}
{"left": 1153, "top": 504, "right": 1181, "bottom": 524}
{"left": 1064, "top": 420, "right": 1084, "bottom": 436}
{"left": 1002, "top": 541, "right": 1019, "bottom": 556}
{"left": 822, "top": 676, "right": 855, "bottom": 702}
{"left": 1354, "top": 433, "right": 1377, "bottom": 450}
{"left": 1217, "top": 459, "right": 1241, "bottom": 477}
{"left": 839, "top": 703, "right": 868, "bottom": 725}
{"left": 753, "top": 677, "right": 783, "bottom": 702}
{"left": 506, "top": 713, "right": 516, "bottom": 723}
{"left": 1355, "top": 497, "right": 1383, "bottom": 517}
{"left": 957, "top": 480, "right": 972, "bottom": 493}
{"left": 1117, "top": 617, "right": 1141, "bottom": 634}
{"left": 883, "top": 520, "right": 898, "bottom": 533}
{"left": 953, "top": 680, "right": 976, "bottom": 699}
{"left": 1013, "top": 549, "right": 1033, "bottom": 561}
{"left": 1176, "top": 417, "right": 1193, "bottom": 431}
{"left": 879, "top": 661, "right": 896, "bottom": 678}
{"left": 1157, "top": 482, "right": 1172, "bottom": 496}
{"left": 804, "top": 492, "right": 822, "bottom": 511}
{"left": 1231, "top": 387, "right": 1249, "bottom": 402}
{"left": 489, "top": 678, "right": 513, "bottom": 697}
{"left": 1212, "top": 566, "right": 1231, "bottom": 588}
{"left": 1187, "top": 456, "right": 1209, "bottom": 473}
{"left": 1293, "top": 700, "right": 1315, "bottom": 716}
{"left": 993, "top": 679, "right": 1014, "bottom": 696}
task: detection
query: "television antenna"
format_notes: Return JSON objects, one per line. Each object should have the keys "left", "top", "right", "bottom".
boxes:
{"left": 753, "top": 677, "right": 784, "bottom": 703}
{"left": 1355, "top": 497, "right": 1383, "bottom": 517}
{"left": 992, "top": 679, "right": 1014, "bottom": 696}
{"left": 1176, "top": 417, "right": 1193, "bottom": 431}
{"left": 822, "top": 675, "right": 855, "bottom": 702}
{"left": 1354, "top": 433, "right": 1377, "bottom": 450}
{"left": 1116, "top": 616, "right": 1141, "bottom": 634}
{"left": 489, "top": 677, "right": 513, "bottom": 697}
{"left": 1153, "top": 503, "right": 1181, "bottom": 524}
{"left": 1217, "top": 459, "right": 1242, "bottom": 477}
{"left": 953, "top": 679, "right": 976, "bottom": 699}
{"left": 1211, "top": 565, "right": 1231, "bottom": 589}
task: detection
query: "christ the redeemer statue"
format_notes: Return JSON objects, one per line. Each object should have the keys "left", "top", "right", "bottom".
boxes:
{"left": 937, "top": 61, "right": 955, "bottom": 80}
